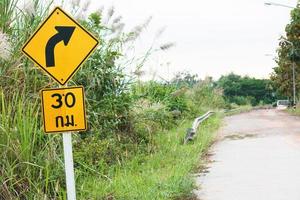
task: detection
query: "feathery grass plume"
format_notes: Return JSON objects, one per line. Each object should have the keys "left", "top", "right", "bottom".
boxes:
{"left": 107, "top": 6, "right": 115, "bottom": 19}
{"left": 0, "top": 30, "right": 11, "bottom": 60}
{"left": 160, "top": 42, "right": 176, "bottom": 51}
{"left": 107, "top": 14, "right": 124, "bottom": 33}
{"left": 142, "top": 16, "right": 152, "bottom": 29}
{"left": 155, "top": 26, "right": 167, "bottom": 38}
{"left": 125, "top": 16, "right": 152, "bottom": 42}
{"left": 113, "top": 16, "right": 122, "bottom": 24}
{"left": 96, "top": 6, "right": 104, "bottom": 16}
{"left": 73, "top": 0, "right": 91, "bottom": 20}
{"left": 71, "top": 0, "right": 80, "bottom": 8}
{"left": 112, "top": 22, "right": 125, "bottom": 33}
{"left": 75, "top": 12, "right": 84, "bottom": 20}
{"left": 82, "top": 0, "right": 91, "bottom": 13}
{"left": 103, "top": 6, "right": 115, "bottom": 24}
{"left": 133, "top": 69, "right": 146, "bottom": 78}
{"left": 111, "top": 23, "right": 124, "bottom": 34}
{"left": 22, "top": 0, "right": 35, "bottom": 16}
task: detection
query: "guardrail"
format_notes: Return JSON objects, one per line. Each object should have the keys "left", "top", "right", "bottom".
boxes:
{"left": 184, "top": 111, "right": 215, "bottom": 144}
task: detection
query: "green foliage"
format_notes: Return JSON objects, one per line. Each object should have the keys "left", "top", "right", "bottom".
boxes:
{"left": 187, "top": 79, "right": 225, "bottom": 116}
{"left": 287, "top": 103, "right": 300, "bottom": 116}
{"left": 229, "top": 96, "right": 255, "bottom": 105}
{"left": 0, "top": 0, "right": 138, "bottom": 198}
{"left": 131, "top": 99, "right": 174, "bottom": 131}
{"left": 132, "top": 81, "right": 188, "bottom": 113}
{"left": 272, "top": 5, "right": 300, "bottom": 100}
{"left": 0, "top": 0, "right": 226, "bottom": 199}
{"left": 77, "top": 116, "right": 222, "bottom": 200}
{"left": 217, "top": 73, "right": 275, "bottom": 106}
{"left": 0, "top": 1, "right": 66, "bottom": 199}
{"left": 0, "top": 91, "right": 65, "bottom": 199}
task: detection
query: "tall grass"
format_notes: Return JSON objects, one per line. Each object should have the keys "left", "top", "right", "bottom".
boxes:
{"left": 0, "top": 2, "right": 65, "bottom": 197}
{"left": 0, "top": 90, "right": 66, "bottom": 199}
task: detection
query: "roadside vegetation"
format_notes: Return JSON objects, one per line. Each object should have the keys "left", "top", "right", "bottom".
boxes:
{"left": 287, "top": 107, "right": 300, "bottom": 115}
{"left": 286, "top": 103, "right": 300, "bottom": 116}
{"left": 78, "top": 116, "right": 221, "bottom": 200}
{"left": 271, "top": 3, "right": 300, "bottom": 105}
{"left": 0, "top": 1, "right": 224, "bottom": 199}
{"left": 216, "top": 73, "right": 276, "bottom": 106}
{"left": 0, "top": 0, "right": 279, "bottom": 199}
{"left": 270, "top": 3, "right": 300, "bottom": 114}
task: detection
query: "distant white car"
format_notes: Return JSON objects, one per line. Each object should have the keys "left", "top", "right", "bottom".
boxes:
{"left": 276, "top": 100, "right": 290, "bottom": 110}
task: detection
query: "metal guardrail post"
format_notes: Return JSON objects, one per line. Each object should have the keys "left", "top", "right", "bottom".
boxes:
{"left": 184, "top": 111, "right": 215, "bottom": 144}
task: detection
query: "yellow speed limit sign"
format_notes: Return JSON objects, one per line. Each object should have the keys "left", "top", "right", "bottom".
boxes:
{"left": 41, "top": 86, "right": 87, "bottom": 133}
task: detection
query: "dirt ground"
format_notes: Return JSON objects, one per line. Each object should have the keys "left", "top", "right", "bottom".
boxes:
{"left": 194, "top": 109, "right": 300, "bottom": 200}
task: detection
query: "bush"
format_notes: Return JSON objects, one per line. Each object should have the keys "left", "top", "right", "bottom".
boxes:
{"left": 132, "top": 81, "right": 188, "bottom": 114}
{"left": 228, "top": 95, "right": 255, "bottom": 106}
{"left": 131, "top": 99, "right": 174, "bottom": 131}
{"left": 187, "top": 81, "right": 226, "bottom": 117}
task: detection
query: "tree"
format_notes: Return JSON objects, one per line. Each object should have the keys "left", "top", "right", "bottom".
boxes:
{"left": 217, "top": 73, "right": 242, "bottom": 97}
{"left": 216, "top": 73, "right": 275, "bottom": 105}
{"left": 271, "top": 3, "right": 300, "bottom": 100}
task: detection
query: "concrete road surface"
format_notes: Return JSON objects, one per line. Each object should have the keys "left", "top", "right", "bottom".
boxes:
{"left": 195, "top": 109, "right": 300, "bottom": 200}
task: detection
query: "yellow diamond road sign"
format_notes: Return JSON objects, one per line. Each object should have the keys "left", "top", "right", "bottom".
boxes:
{"left": 41, "top": 86, "right": 87, "bottom": 133}
{"left": 22, "top": 7, "right": 99, "bottom": 85}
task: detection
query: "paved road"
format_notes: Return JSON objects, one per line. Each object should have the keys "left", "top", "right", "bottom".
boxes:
{"left": 195, "top": 109, "right": 300, "bottom": 200}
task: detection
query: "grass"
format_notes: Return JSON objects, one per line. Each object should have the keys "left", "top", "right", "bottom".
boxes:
{"left": 0, "top": 91, "right": 222, "bottom": 199}
{"left": 1, "top": 1, "right": 225, "bottom": 199}
{"left": 77, "top": 115, "right": 221, "bottom": 200}
{"left": 286, "top": 108, "right": 300, "bottom": 116}
{"left": 0, "top": 92, "right": 66, "bottom": 199}
{"left": 224, "top": 105, "right": 252, "bottom": 116}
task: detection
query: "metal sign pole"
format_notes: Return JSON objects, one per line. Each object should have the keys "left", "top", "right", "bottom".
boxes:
{"left": 63, "top": 132, "right": 76, "bottom": 200}
{"left": 61, "top": 83, "right": 76, "bottom": 200}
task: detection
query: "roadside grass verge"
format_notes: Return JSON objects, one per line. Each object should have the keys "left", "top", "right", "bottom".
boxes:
{"left": 224, "top": 105, "right": 252, "bottom": 116}
{"left": 286, "top": 108, "right": 300, "bottom": 116}
{"left": 78, "top": 114, "right": 221, "bottom": 200}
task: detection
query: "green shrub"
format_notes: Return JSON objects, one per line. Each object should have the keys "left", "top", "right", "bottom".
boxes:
{"left": 228, "top": 95, "right": 255, "bottom": 106}
{"left": 187, "top": 81, "right": 225, "bottom": 117}
{"left": 132, "top": 81, "right": 188, "bottom": 114}
{"left": 131, "top": 99, "right": 174, "bottom": 131}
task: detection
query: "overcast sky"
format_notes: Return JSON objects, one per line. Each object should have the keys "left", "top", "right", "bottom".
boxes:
{"left": 86, "top": 0, "right": 298, "bottom": 80}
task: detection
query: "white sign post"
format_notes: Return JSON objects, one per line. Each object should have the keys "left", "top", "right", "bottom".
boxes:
{"left": 63, "top": 132, "right": 76, "bottom": 200}
{"left": 60, "top": 83, "right": 76, "bottom": 200}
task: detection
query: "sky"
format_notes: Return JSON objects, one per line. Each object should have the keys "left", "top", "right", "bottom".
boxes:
{"left": 84, "top": 0, "right": 298, "bottom": 80}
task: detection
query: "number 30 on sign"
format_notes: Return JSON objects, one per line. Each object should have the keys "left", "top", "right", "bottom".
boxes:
{"left": 41, "top": 86, "right": 87, "bottom": 133}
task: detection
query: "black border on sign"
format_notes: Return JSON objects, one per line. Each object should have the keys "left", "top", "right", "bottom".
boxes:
{"left": 22, "top": 7, "right": 99, "bottom": 85}
{"left": 40, "top": 86, "right": 87, "bottom": 133}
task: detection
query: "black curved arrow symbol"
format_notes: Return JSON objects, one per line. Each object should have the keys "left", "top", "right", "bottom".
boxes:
{"left": 45, "top": 26, "right": 75, "bottom": 67}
